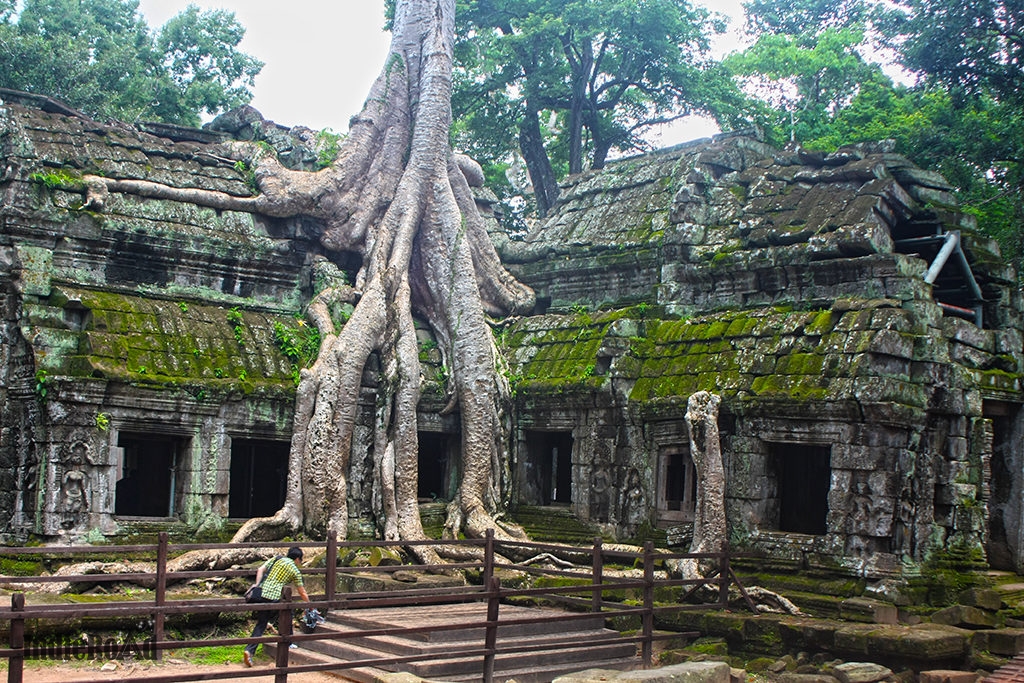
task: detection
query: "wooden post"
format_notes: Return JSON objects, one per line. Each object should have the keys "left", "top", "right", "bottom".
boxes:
{"left": 483, "top": 528, "right": 494, "bottom": 590}
{"left": 718, "top": 541, "right": 730, "bottom": 608}
{"left": 642, "top": 542, "right": 654, "bottom": 668}
{"left": 275, "top": 586, "right": 292, "bottom": 683}
{"left": 326, "top": 530, "right": 338, "bottom": 604}
{"left": 9, "top": 593, "right": 24, "bottom": 683}
{"left": 154, "top": 532, "right": 168, "bottom": 661}
{"left": 591, "top": 537, "right": 603, "bottom": 613}
{"left": 483, "top": 576, "right": 500, "bottom": 683}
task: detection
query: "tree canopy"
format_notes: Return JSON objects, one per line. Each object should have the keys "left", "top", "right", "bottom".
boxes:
{"left": 729, "top": 0, "right": 1024, "bottom": 276}
{"left": 0, "top": 0, "right": 262, "bottom": 125}
{"left": 446, "top": 0, "right": 746, "bottom": 217}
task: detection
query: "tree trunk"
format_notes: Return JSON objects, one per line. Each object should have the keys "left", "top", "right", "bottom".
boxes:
{"left": 518, "top": 105, "right": 560, "bottom": 218}
{"left": 680, "top": 391, "right": 726, "bottom": 578}
{"left": 78, "top": 0, "right": 535, "bottom": 557}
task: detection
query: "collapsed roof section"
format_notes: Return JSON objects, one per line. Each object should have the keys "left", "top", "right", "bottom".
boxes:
{"left": 504, "top": 133, "right": 1017, "bottom": 333}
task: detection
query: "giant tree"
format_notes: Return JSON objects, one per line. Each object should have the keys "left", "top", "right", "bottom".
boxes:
{"left": 450, "top": 0, "right": 740, "bottom": 216}
{"left": 77, "top": 0, "right": 535, "bottom": 555}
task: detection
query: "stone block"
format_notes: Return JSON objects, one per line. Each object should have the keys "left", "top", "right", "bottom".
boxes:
{"left": 917, "top": 671, "right": 979, "bottom": 683}
{"left": 971, "top": 628, "right": 1024, "bottom": 656}
{"left": 931, "top": 605, "right": 999, "bottom": 630}
{"left": 840, "top": 597, "right": 899, "bottom": 625}
{"left": 957, "top": 589, "right": 1003, "bottom": 612}
{"left": 776, "top": 674, "right": 840, "bottom": 683}
{"left": 830, "top": 662, "right": 893, "bottom": 683}
{"left": 835, "top": 624, "right": 969, "bottom": 662}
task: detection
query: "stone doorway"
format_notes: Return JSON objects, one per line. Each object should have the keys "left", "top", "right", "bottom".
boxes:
{"left": 768, "top": 443, "right": 830, "bottom": 535}
{"left": 418, "top": 432, "right": 455, "bottom": 501}
{"left": 985, "top": 401, "right": 1023, "bottom": 571}
{"left": 114, "top": 432, "right": 185, "bottom": 518}
{"left": 228, "top": 439, "right": 289, "bottom": 518}
{"left": 521, "top": 431, "right": 574, "bottom": 506}
{"left": 657, "top": 446, "right": 696, "bottom": 524}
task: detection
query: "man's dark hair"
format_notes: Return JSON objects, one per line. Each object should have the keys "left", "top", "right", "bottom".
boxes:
{"left": 287, "top": 547, "right": 303, "bottom": 561}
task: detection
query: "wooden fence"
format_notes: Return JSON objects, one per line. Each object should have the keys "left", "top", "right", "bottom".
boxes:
{"left": 0, "top": 532, "right": 755, "bottom": 683}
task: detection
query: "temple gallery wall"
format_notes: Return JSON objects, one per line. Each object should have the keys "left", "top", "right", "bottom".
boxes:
{"left": 1, "top": 89, "right": 1022, "bottom": 578}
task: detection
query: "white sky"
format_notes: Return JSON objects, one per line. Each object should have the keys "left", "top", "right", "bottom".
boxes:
{"left": 136, "top": 0, "right": 749, "bottom": 146}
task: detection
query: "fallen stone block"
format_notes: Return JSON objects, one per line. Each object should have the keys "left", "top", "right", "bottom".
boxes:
{"left": 972, "top": 628, "right": 1024, "bottom": 656}
{"left": 918, "top": 670, "right": 979, "bottom": 683}
{"left": 931, "top": 605, "right": 1000, "bottom": 630}
{"left": 840, "top": 597, "right": 899, "bottom": 625}
{"left": 553, "top": 661, "right": 732, "bottom": 683}
{"left": 830, "top": 662, "right": 893, "bottom": 683}
{"left": 775, "top": 673, "right": 841, "bottom": 683}
{"left": 957, "top": 589, "right": 1003, "bottom": 612}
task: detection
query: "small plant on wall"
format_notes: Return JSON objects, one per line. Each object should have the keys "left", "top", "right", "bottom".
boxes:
{"left": 274, "top": 319, "right": 321, "bottom": 385}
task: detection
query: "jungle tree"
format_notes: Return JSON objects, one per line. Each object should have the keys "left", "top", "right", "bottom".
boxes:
{"left": 0, "top": 0, "right": 262, "bottom": 125}
{"left": 448, "top": 0, "right": 742, "bottom": 216}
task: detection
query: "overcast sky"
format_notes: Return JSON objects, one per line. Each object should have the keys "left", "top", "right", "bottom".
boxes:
{"left": 136, "top": 0, "right": 748, "bottom": 146}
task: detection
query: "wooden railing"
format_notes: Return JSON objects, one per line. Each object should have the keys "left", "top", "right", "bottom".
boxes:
{"left": 0, "top": 532, "right": 754, "bottom": 683}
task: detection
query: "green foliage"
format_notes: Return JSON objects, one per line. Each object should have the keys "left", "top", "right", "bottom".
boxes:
{"left": 29, "top": 168, "right": 82, "bottom": 190}
{"left": 314, "top": 128, "right": 345, "bottom": 169}
{"left": 273, "top": 319, "right": 322, "bottom": 385}
{"left": 156, "top": 5, "right": 264, "bottom": 122}
{"left": 34, "top": 369, "right": 49, "bottom": 398}
{"left": 227, "top": 307, "right": 245, "bottom": 347}
{"left": 736, "top": 0, "right": 1024, "bottom": 279}
{"left": 725, "top": 26, "right": 890, "bottom": 145}
{"left": 0, "top": 0, "right": 262, "bottom": 126}
{"left": 95, "top": 412, "right": 111, "bottom": 431}
{"left": 177, "top": 301, "right": 189, "bottom": 313}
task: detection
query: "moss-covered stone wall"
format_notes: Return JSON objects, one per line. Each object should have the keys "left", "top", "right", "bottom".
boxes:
{"left": 3, "top": 92, "right": 1023, "bottom": 579}
{"left": 503, "top": 132, "right": 1024, "bottom": 576}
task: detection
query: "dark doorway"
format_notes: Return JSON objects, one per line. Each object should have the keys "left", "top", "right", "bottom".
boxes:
{"left": 229, "top": 439, "right": 289, "bottom": 518}
{"left": 658, "top": 447, "right": 697, "bottom": 524}
{"left": 418, "top": 432, "right": 454, "bottom": 501}
{"left": 769, "top": 443, "right": 830, "bottom": 535}
{"left": 115, "top": 432, "right": 183, "bottom": 518}
{"left": 523, "top": 431, "right": 573, "bottom": 505}
{"left": 985, "top": 401, "right": 1021, "bottom": 570}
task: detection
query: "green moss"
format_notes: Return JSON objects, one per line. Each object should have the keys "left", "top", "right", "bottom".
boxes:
{"left": 33, "top": 287, "right": 300, "bottom": 394}
{"left": 805, "top": 309, "right": 838, "bottom": 335}
{"left": 0, "top": 557, "right": 44, "bottom": 576}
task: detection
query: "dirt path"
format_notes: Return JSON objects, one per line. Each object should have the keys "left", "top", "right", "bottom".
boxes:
{"left": 16, "top": 657, "right": 345, "bottom": 682}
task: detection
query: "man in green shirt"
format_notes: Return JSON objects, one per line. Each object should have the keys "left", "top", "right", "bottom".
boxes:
{"left": 243, "top": 546, "right": 310, "bottom": 667}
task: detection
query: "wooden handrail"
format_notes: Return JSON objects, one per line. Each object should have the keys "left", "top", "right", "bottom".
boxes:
{"left": 0, "top": 535, "right": 754, "bottom": 682}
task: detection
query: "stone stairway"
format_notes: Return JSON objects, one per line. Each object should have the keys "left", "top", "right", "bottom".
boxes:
{"left": 269, "top": 602, "right": 639, "bottom": 682}
{"left": 984, "top": 654, "right": 1024, "bottom": 683}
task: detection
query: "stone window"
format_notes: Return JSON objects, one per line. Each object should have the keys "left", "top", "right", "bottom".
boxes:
{"left": 418, "top": 432, "right": 456, "bottom": 501}
{"left": 657, "top": 447, "right": 696, "bottom": 524}
{"left": 229, "top": 439, "right": 289, "bottom": 518}
{"left": 114, "top": 432, "right": 186, "bottom": 518}
{"left": 767, "top": 443, "right": 830, "bottom": 535}
{"left": 521, "top": 431, "right": 574, "bottom": 506}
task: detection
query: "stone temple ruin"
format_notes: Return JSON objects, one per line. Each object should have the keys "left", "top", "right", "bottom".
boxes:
{"left": 1, "top": 89, "right": 1021, "bottom": 579}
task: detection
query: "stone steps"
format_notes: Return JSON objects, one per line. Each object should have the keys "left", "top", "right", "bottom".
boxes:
{"left": 983, "top": 654, "right": 1024, "bottom": 683}
{"left": 268, "top": 602, "right": 639, "bottom": 682}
